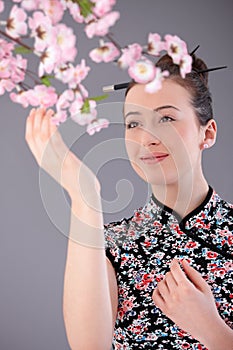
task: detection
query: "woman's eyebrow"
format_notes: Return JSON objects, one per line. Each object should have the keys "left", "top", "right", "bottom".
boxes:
{"left": 124, "top": 105, "right": 180, "bottom": 119}
{"left": 154, "top": 105, "right": 180, "bottom": 112}
{"left": 124, "top": 111, "right": 142, "bottom": 119}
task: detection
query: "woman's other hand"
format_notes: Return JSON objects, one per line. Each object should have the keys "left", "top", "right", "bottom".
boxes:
{"left": 152, "top": 259, "right": 233, "bottom": 349}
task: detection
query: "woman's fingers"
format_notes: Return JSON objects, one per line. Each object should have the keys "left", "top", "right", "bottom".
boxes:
{"left": 181, "top": 260, "right": 211, "bottom": 293}
{"left": 152, "top": 288, "right": 166, "bottom": 311}
{"left": 164, "top": 271, "right": 177, "bottom": 292}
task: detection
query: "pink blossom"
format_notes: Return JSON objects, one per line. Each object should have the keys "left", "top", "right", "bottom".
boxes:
{"left": 93, "top": 0, "right": 116, "bottom": 17}
{"left": 85, "top": 11, "right": 120, "bottom": 38}
{"left": 0, "top": 0, "right": 4, "bottom": 13}
{"left": 70, "top": 100, "right": 97, "bottom": 125}
{"left": 64, "top": 1, "right": 85, "bottom": 23}
{"left": 164, "top": 34, "right": 188, "bottom": 65}
{"left": 89, "top": 42, "right": 120, "bottom": 63}
{"left": 25, "top": 85, "right": 58, "bottom": 108}
{"left": 12, "top": 0, "right": 40, "bottom": 11}
{"left": 29, "top": 11, "right": 54, "bottom": 52}
{"left": 6, "top": 5, "right": 27, "bottom": 38}
{"left": 0, "top": 59, "right": 11, "bottom": 79}
{"left": 54, "top": 64, "right": 74, "bottom": 84}
{"left": 145, "top": 67, "right": 169, "bottom": 93}
{"left": 86, "top": 118, "right": 109, "bottom": 135}
{"left": 10, "top": 54, "right": 27, "bottom": 83}
{"left": 128, "top": 59, "right": 156, "bottom": 84}
{"left": 54, "top": 24, "right": 77, "bottom": 63}
{"left": 56, "top": 89, "right": 74, "bottom": 110}
{"left": 10, "top": 90, "right": 29, "bottom": 107}
{"left": 51, "top": 110, "right": 67, "bottom": 125}
{"left": 0, "top": 79, "right": 15, "bottom": 96}
{"left": 0, "top": 39, "right": 14, "bottom": 60}
{"left": 147, "top": 33, "right": 165, "bottom": 56}
{"left": 39, "top": 0, "right": 64, "bottom": 24}
{"left": 67, "top": 59, "right": 90, "bottom": 88}
{"left": 69, "top": 93, "right": 85, "bottom": 119}
{"left": 38, "top": 45, "right": 61, "bottom": 77}
{"left": 118, "top": 43, "right": 142, "bottom": 69}
{"left": 180, "top": 54, "right": 192, "bottom": 78}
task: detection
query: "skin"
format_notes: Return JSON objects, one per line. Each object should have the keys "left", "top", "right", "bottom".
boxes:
{"left": 124, "top": 79, "right": 217, "bottom": 218}
{"left": 124, "top": 80, "right": 233, "bottom": 349}
{"left": 25, "top": 80, "right": 233, "bottom": 349}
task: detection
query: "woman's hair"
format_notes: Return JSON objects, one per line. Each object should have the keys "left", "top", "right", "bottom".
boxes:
{"left": 125, "top": 54, "right": 213, "bottom": 126}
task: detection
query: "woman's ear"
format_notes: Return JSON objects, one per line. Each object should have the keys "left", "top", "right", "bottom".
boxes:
{"left": 200, "top": 119, "right": 217, "bottom": 150}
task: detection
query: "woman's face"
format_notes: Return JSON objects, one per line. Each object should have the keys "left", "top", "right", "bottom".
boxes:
{"left": 124, "top": 79, "right": 205, "bottom": 186}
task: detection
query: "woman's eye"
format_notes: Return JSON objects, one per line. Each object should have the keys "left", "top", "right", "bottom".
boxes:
{"left": 160, "top": 115, "right": 174, "bottom": 123}
{"left": 125, "top": 121, "right": 140, "bottom": 129}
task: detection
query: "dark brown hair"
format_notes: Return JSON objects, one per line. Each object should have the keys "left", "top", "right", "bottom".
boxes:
{"left": 125, "top": 54, "right": 213, "bottom": 126}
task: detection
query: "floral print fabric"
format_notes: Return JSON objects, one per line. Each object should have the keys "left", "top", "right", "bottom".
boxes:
{"left": 104, "top": 187, "right": 233, "bottom": 349}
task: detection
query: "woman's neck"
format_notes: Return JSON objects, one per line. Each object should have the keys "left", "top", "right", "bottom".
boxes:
{"left": 151, "top": 172, "right": 209, "bottom": 219}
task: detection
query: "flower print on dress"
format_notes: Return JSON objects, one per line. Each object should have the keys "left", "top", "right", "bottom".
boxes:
{"left": 104, "top": 186, "right": 233, "bottom": 349}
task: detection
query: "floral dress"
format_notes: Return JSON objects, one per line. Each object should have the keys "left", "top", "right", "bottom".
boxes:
{"left": 104, "top": 186, "right": 233, "bottom": 349}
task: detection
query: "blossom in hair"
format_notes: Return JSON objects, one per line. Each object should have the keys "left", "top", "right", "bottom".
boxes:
{"left": 85, "top": 11, "right": 120, "bottom": 38}
{"left": 128, "top": 59, "right": 156, "bottom": 84}
{"left": 164, "top": 34, "right": 188, "bottom": 65}
{"left": 147, "top": 33, "right": 165, "bottom": 56}
{"left": 180, "top": 54, "right": 192, "bottom": 78}
{"left": 89, "top": 41, "right": 120, "bottom": 63}
{"left": 87, "top": 118, "right": 109, "bottom": 135}
{"left": 118, "top": 43, "right": 142, "bottom": 69}
{"left": 145, "top": 67, "right": 169, "bottom": 93}
{"left": 6, "top": 5, "right": 28, "bottom": 38}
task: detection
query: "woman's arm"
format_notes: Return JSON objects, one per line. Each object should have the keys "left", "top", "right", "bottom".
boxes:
{"left": 25, "top": 108, "right": 118, "bottom": 350}
{"left": 152, "top": 259, "right": 233, "bottom": 350}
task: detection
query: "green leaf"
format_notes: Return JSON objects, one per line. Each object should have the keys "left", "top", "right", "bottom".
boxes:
{"left": 81, "top": 99, "right": 90, "bottom": 114}
{"left": 88, "top": 94, "right": 109, "bottom": 102}
{"left": 14, "top": 46, "right": 32, "bottom": 54}
{"left": 40, "top": 75, "right": 54, "bottom": 87}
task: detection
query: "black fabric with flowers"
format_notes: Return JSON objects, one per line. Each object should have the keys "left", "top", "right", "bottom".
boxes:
{"left": 104, "top": 186, "right": 233, "bottom": 349}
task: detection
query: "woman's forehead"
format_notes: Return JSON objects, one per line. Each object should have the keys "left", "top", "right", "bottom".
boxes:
{"left": 124, "top": 80, "right": 191, "bottom": 111}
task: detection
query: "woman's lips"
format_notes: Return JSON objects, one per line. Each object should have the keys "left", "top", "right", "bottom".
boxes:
{"left": 140, "top": 152, "right": 169, "bottom": 164}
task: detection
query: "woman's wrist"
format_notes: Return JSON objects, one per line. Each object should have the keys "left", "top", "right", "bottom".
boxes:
{"left": 202, "top": 316, "right": 233, "bottom": 350}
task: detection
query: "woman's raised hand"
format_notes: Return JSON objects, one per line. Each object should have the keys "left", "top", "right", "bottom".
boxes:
{"left": 25, "top": 107, "right": 100, "bottom": 201}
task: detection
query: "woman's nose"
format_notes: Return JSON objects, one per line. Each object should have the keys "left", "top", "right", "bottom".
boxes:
{"left": 141, "top": 127, "right": 161, "bottom": 148}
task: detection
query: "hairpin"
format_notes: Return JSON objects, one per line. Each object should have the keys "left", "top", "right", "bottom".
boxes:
{"left": 103, "top": 82, "right": 129, "bottom": 93}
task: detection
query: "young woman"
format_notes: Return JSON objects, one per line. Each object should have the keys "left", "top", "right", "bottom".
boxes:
{"left": 25, "top": 53, "right": 233, "bottom": 349}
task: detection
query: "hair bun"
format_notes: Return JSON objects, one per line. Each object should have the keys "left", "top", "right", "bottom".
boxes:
{"left": 191, "top": 54, "right": 209, "bottom": 85}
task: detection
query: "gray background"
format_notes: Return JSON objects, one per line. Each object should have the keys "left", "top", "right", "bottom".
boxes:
{"left": 0, "top": 1, "right": 232, "bottom": 349}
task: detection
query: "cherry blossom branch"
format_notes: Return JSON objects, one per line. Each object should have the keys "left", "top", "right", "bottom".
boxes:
{"left": 0, "top": 0, "right": 192, "bottom": 136}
